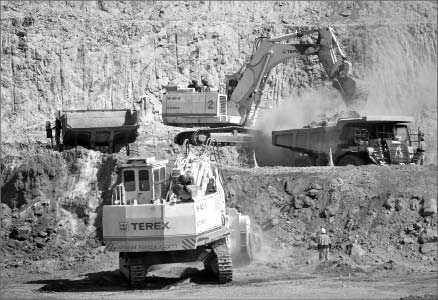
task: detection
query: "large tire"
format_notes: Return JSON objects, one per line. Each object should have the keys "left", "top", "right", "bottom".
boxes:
{"left": 294, "top": 156, "right": 314, "bottom": 167}
{"left": 338, "top": 154, "right": 365, "bottom": 166}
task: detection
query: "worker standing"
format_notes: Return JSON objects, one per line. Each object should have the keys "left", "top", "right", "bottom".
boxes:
{"left": 201, "top": 78, "right": 211, "bottom": 92}
{"left": 188, "top": 80, "right": 202, "bottom": 92}
{"left": 317, "top": 228, "right": 331, "bottom": 262}
{"left": 417, "top": 130, "right": 426, "bottom": 165}
{"left": 53, "top": 115, "right": 62, "bottom": 150}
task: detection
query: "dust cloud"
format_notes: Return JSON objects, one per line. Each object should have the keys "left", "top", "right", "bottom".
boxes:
{"left": 252, "top": 88, "right": 347, "bottom": 166}
{"left": 255, "top": 87, "right": 347, "bottom": 135}
{"left": 359, "top": 25, "right": 437, "bottom": 117}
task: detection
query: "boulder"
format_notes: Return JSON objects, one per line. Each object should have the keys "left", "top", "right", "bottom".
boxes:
{"left": 320, "top": 208, "right": 333, "bottom": 219}
{"left": 409, "top": 199, "right": 420, "bottom": 211}
{"left": 283, "top": 180, "right": 294, "bottom": 195}
{"left": 1, "top": 217, "right": 13, "bottom": 231}
{"left": 402, "top": 237, "right": 415, "bottom": 244}
{"left": 321, "top": 204, "right": 338, "bottom": 218}
{"left": 302, "top": 196, "right": 315, "bottom": 208}
{"left": 329, "top": 178, "right": 344, "bottom": 188}
{"left": 413, "top": 223, "right": 422, "bottom": 231}
{"left": 422, "top": 198, "right": 437, "bottom": 217}
{"left": 293, "top": 194, "right": 305, "bottom": 209}
{"left": 1, "top": 204, "right": 11, "bottom": 216}
{"left": 383, "top": 196, "right": 396, "bottom": 210}
{"left": 306, "top": 189, "right": 320, "bottom": 198}
{"left": 307, "top": 240, "right": 318, "bottom": 250}
{"left": 297, "top": 208, "right": 312, "bottom": 223}
{"left": 34, "top": 237, "right": 46, "bottom": 248}
{"left": 33, "top": 205, "right": 45, "bottom": 217}
{"left": 38, "top": 231, "right": 48, "bottom": 238}
{"left": 349, "top": 243, "right": 365, "bottom": 258}
{"left": 9, "top": 225, "right": 32, "bottom": 241}
{"left": 420, "top": 243, "right": 437, "bottom": 254}
{"left": 395, "top": 198, "right": 405, "bottom": 211}
{"left": 309, "top": 183, "right": 322, "bottom": 190}
{"left": 418, "top": 229, "right": 438, "bottom": 244}
{"left": 270, "top": 218, "right": 279, "bottom": 226}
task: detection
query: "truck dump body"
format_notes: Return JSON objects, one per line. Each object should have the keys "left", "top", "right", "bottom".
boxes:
{"left": 272, "top": 126, "right": 341, "bottom": 156}
{"left": 60, "top": 109, "right": 139, "bottom": 152}
{"left": 272, "top": 116, "right": 418, "bottom": 166}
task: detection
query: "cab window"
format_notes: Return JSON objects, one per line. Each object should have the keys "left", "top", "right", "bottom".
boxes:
{"left": 160, "top": 167, "right": 166, "bottom": 181}
{"left": 394, "top": 126, "right": 410, "bottom": 145}
{"left": 124, "top": 170, "right": 135, "bottom": 192}
{"left": 139, "top": 170, "right": 150, "bottom": 191}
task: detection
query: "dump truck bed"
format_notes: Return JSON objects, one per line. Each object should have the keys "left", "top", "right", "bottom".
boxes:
{"left": 60, "top": 109, "right": 139, "bottom": 151}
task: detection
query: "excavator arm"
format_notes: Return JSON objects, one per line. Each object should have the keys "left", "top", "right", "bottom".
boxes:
{"left": 227, "top": 27, "right": 359, "bottom": 125}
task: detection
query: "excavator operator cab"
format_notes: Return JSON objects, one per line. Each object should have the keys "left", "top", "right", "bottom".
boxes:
{"left": 225, "top": 73, "right": 240, "bottom": 102}
{"left": 114, "top": 158, "right": 168, "bottom": 205}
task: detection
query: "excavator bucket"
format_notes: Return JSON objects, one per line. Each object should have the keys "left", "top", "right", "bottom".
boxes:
{"left": 332, "top": 75, "right": 357, "bottom": 101}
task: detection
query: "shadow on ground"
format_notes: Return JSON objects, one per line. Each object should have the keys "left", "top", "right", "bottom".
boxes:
{"left": 28, "top": 269, "right": 220, "bottom": 292}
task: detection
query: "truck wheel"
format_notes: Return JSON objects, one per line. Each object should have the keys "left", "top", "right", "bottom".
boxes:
{"left": 338, "top": 154, "right": 365, "bottom": 166}
{"left": 294, "top": 156, "right": 314, "bottom": 167}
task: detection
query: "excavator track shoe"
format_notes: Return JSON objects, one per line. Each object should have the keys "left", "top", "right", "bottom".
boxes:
{"left": 206, "top": 239, "right": 233, "bottom": 283}
{"left": 129, "top": 264, "right": 145, "bottom": 288}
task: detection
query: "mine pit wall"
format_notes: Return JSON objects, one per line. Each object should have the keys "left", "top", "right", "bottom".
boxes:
{"left": 0, "top": 147, "right": 118, "bottom": 255}
{"left": 1, "top": 1, "right": 436, "bottom": 164}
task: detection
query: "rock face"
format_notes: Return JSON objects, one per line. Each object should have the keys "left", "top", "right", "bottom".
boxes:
{"left": 0, "top": 1, "right": 437, "bottom": 166}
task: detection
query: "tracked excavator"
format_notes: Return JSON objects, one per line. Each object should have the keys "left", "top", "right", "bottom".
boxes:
{"left": 102, "top": 141, "right": 257, "bottom": 287}
{"left": 163, "top": 27, "right": 364, "bottom": 145}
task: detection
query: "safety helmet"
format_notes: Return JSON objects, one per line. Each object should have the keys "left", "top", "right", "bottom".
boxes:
{"left": 321, "top": 228, "right": 326, "bottom": 234}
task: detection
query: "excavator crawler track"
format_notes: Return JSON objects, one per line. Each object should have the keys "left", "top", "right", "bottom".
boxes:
{"left": 213, "top": 240, "right": 233, "bottom": 284}
{"left": 129, "top": 264, "right": 145, "bottom": 288}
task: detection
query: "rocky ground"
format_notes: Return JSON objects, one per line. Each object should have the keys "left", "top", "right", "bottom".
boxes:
{"left": 1, "top": 144, "right": 437, "bottom": 299}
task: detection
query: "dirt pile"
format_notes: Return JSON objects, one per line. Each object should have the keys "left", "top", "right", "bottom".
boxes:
{"left": 224, "top": 165, "right": 438, "bottom": 272}
{"left": 0, "top": 145, "right": 117, "bottom": 270}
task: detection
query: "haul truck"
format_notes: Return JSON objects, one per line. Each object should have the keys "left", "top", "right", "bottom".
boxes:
{"left": 162, "top": 27, "right": 365, "bottom": 145}
{"left": 46, "top": 109, "right": 139, "bottom": 153}
{"left": 272, "top": 116, "right": 424, "bottom": 166}
{"left": 102, "top": 147, "right": 255, "bottom": 287}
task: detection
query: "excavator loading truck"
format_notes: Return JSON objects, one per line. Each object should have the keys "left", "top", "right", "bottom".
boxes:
{"left": 163, "top": 27, "right": 364, "bottom": 145}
